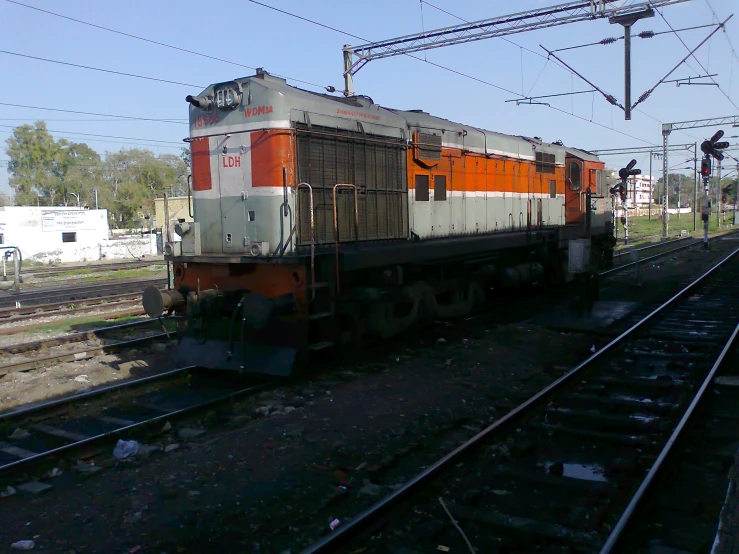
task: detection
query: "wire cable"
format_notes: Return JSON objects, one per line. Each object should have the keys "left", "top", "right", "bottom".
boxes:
{"left": 0, "top": 102, "right": 187, "bottom": 124}
{"left": 416, "top": 0, "right": 667, "bottom": 143}
{"left": 3, "top": 0, "right": 338, "bottom": 93}
{"left": 246, "top": 0, "right": 654, "bottom": 144}
{"left": 423, "top": 0, "right": 702, "bottom": 142}
{"left": 703, "top": 0, "right": 739, "bottom": 65}
{"left": 0, "top": 125, "right": 182, "bottom": 145}
{"left": 0, "top": 49, "right": 203, "bottom": 88}
{"left": 651, "top": 2, "right": 739, "bottom": 112}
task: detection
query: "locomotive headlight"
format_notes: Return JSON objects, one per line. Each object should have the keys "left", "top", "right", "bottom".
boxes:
{"left": 214, "top": 81, "right": 242, "bottom": 110}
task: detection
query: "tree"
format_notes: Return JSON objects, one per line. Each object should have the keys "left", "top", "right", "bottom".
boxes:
{"left": 57, "top": 140, "right": 101, "bottom": 206}
{"left": 4, "top": 122, "right": 104, "bottom": 206}
{"left": 102, "top": 148, "right": 188, "bottom": 228}
{"left": 5, "top": 121, "right": 191, "bottom": 227}
{"left": 180, "top": 146, "right": 191, "bottom": 169}
{"left": 4, "top": 122, "right": 60, "bottom": 205}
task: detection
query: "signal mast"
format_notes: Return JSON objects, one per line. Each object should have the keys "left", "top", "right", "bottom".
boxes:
{"left": 700, "top": 130, "right": 730, "bottom": 249}
{"left": 610, "top": 159, "right": 641, "bottom": 244}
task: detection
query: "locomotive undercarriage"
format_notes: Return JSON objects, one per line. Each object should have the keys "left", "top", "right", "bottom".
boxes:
{"left": 145, "top": 228, "right": 612, "bottom": 376}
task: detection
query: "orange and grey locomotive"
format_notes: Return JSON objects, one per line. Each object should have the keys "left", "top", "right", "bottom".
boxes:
{"left": 142, "top": 69, "right": 615, "bottom": 376}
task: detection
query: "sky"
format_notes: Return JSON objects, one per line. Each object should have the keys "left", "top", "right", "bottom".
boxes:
{"left": 0, "top": 0, "right": 738, "bottom": 197}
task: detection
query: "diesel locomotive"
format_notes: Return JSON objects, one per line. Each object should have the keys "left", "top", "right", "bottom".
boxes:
{"left": 142, "top": 69, "right": 615, "bottom": 376}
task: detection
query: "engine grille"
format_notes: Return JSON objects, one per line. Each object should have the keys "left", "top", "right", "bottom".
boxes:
{"left": 295, "top": 123, "right": 408, "bottom": 246}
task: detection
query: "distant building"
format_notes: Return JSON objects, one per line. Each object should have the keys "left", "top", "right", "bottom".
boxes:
{"left": 0, "top": 206, "right": 156, "bottom": 263}
{"left": 605, "top": 169, "right": 654, "bottom": 208}
{"left": 154, "top": 196, "right": 193, "bottom": 235}
{"left": 631, "top": 175, "right": 654, "bottom": 208}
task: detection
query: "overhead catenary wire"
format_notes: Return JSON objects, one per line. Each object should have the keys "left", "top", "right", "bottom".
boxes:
{"left": 417, "top": 0, "right": 682, "bottom": 134}
{"left": 0, "top": 102, "right": 187, "bottom": 124}
{"left": 550, "top": 22, "right": 718, "bottom": 52}
{"left": 0, "top": 132, "right": 182, "bottom": 150}
{"left": 0, "top": 124, "right": 183, "bottom": 145}
{"left": 0, "top": 49, "right": 203, "bottom": 88}
{"left": 651, "top": 2, "right": 739, "bottom": 112}
{"left": 3, "top": 0, "right": 338, "bottom": 93}
{"left": 703, "top": 0, "right": 739, "bottom": 65}
{"left": 246, "top": 0, "right": 655, "bottom": 145}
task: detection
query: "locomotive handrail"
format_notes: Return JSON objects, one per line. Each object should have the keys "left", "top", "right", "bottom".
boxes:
{"left": 508, "top": 213, "right": 514, "bottom": 229}
{"left": 519, "top": 211, "right": 524, "bottom": 229}
{"left": 332, "top": 184, "right": 359, "bottom": 297}
{"left": 296, "top": 182, "right": 316, "bottom": 302}
{"left": 187, "top": 175, "right": 193, "bottom": 218}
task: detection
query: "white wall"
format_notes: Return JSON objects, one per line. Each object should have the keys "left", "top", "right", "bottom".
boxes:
{"left": 0, "top": 207, "right": 156, "bottom": 263}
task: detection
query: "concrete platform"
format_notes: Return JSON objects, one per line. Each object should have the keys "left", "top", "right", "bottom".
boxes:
{"left": 531, "top": 300, "right": 639, "bottom": 332}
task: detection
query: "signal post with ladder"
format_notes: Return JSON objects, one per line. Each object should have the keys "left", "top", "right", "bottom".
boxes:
{"left": 700, "top": 130, "right": 731, "bottom": 249}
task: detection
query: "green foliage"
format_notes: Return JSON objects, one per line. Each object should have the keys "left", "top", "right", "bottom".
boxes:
{"left": 655, "top": 172, "right": 739, "bottom": 208}
{"left": 4, "top": 121, "right": 189, "bottom": 228}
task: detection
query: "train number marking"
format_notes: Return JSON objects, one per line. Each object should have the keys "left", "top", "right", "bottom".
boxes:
{"left": 193, "top": 113, "right": 220, "bottom": 127}
{"left": 222, "top": 156, "right": 241, "bottom": 168}
{"left": 244, "top": 105, "right": 274, "bottom": 118}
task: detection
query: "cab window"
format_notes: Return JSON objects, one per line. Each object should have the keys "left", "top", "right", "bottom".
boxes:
{"left": 569, "top": 161, "right": 581, "bottom": 191}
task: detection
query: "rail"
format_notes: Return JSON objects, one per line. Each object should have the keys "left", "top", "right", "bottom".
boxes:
{"left": 0, "top": 367, "right": 269, "bottom": 474}
{"left": 301, "top": 245, "right": 739, "bottom": 553}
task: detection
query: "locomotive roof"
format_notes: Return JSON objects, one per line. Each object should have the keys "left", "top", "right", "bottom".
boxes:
{"left": 189, "top": 72, "right": 601, "bottom": 165}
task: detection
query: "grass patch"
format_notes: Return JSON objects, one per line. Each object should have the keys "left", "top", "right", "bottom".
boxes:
{"left": 616, "top": 214, "right": 734, "bottom": 248}
{"left": 37, "top": 266, "right": 166, "bottom": 284}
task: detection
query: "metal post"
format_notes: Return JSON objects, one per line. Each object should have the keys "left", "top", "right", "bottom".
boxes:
{"left": 611, "top": 8, "right": 654, "bottom": 121}
{"left": 662, "top": 125, "right": 671, "bottom": 238}
{"left": 342, "top": 46, "right": 355, "bottom": 97}
{"left": 703, "top": 157, "right": 710, "bottom": 250}
{"left": 624, "top": 23, "right": 632, "bottom": 120}
{"left": 164, "top": 192, "right": 171, "bottom": 245}
{"left": 735, "top": 163, "right": 739, "bottom": 226}
{"left": 624, "top": 201, "right": 629, "bottom": 245}
{"left": 95, "top": 189, "right": 98, "bottom": 210}
{"left": 717, "top": 159, "right": 723, "bottom": 227}
{"left": 632, "top": 174, "right": 637, "bottom": 212}
{"left": 13, "top": 248, "right": 20, "bottom": 298}
{"left": 694, "top": 143, "right": 698, "bottom": 232}
{"left": 648, "top": 154, "right": 653, "bottom": 221}
{"left": 676, "top": 171, "right": 680, "bottom": 220}
{"left": 2, "top": 254, "right": 6, "bottom": 282}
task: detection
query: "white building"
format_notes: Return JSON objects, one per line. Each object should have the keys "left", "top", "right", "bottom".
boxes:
{"left": 630, "top": 175, "right": 654, "bottom": 208}
{"left": 0, "top": 206, "right": 157, "bottom": 263}
{"left": 605, "top": 169, "right": 654, "bottom": 208}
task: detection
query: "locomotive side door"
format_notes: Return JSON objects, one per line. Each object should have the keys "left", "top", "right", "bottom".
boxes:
{"left": 411, "top": 172, "right": 432, "bottom": 238}
{"left": 218, "top": 133, "right": 249, "bottom": 253}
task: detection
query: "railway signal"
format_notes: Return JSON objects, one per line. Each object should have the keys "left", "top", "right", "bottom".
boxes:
{"left": 701, "top": 130, "right": 730, "bottom": 161}
{"left": 700, "top": 129, "right": 731, "bottom": 249}
{"left": 610, "top": 159, "right": 640, "bottom": 244}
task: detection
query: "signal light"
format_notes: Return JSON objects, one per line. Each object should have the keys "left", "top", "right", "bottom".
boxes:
{"left": 701, "top": 129, "right": 730, "bottom": 161}
{"left": 618, "top": 159, "right": 641, "bottom": 181}
{"left": 701, "top": 157, "right": 712, "bottom": 178}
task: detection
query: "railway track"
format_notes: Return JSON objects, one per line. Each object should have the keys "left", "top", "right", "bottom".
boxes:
{"left": 0, "top": 367, "right": 268, "bottom": 476}
{"left": 601, "top": 233, "right": 739, "bottom": 277}
{"left": 612, "top": 236, "right": 692, "bottom": 259}
{"left": 22, "top": 259, "right": 164, "bottom": 279}
{"left": 0, "top": 317, "right": 177, "bottom": 377}
{"left": 0, "top": 277, "right": 167, "bottom": 310}
{"left": 301, "top": 246, "right": 739, "bottom": 553}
